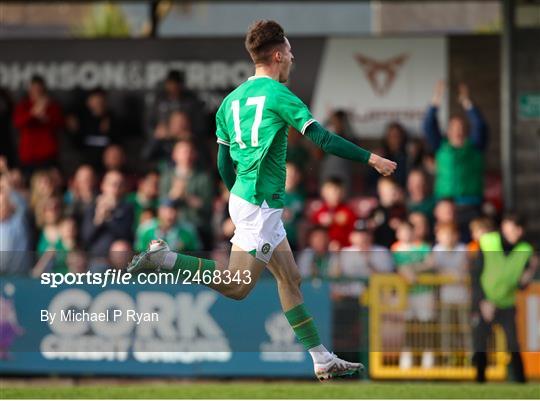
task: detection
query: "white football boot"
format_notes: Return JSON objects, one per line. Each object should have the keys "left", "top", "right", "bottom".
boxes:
{"left": 127, "top": 239, "right": 170, "bottom": 273}
{"left": 314, "top": 353, "right": 364, "bottom": 381}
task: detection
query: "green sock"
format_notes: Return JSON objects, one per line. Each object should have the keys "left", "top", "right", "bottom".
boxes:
{"left": 172, "top": 253, "right": 216, "bottom": 275}
{"left": 284, "top": 303, "right": 321, "bottom": 350}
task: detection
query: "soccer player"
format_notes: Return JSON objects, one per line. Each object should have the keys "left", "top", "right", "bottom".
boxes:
{"left": 128, "top": 20, "right": 396, "bottom": 381}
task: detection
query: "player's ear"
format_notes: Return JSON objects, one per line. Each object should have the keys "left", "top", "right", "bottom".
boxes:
{"left": 274, "top": 49, "right": 282, "bottom": 63}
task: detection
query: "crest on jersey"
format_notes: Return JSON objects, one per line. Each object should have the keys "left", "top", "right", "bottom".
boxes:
{"left": 355, "top": 53, "right": 409, "bottom": 96}
{"left": 261, "top": 243, "right": 271, "bottom": 255}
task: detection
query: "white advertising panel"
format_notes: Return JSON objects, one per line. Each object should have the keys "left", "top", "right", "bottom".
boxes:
{"left": 311, "top": 37, "right": 448, "bottom": 138}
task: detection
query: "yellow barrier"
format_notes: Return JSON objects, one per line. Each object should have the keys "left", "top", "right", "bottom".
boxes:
{"left": 368, "top": 273, "right": 507, "bottom": 380}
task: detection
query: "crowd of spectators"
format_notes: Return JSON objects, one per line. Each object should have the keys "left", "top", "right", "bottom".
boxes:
{"left": 0, "top": 72, "right": 531, "bottom": 288}
{"left": 2, "top": 70, "right": 539, "bottom": 376}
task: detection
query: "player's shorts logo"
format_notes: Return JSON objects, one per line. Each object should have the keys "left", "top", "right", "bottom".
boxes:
{"left": 261, "top": 243, "right": 271, "bottom": 255}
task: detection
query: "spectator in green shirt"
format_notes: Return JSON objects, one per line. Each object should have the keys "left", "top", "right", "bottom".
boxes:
{"left": 298, "top": 226, "right": 331, "bottom": 279}
{"left": 135, "top": 199, "right": 201, "bottom": 253}
{"left": 126, "top": 170, "right": 160, "bottom": 228}
{"left": 406, "top": 169, "right": 435, "bottom": 221}
{"left": 34, "top": 214, "right": 78, "bottom": 276}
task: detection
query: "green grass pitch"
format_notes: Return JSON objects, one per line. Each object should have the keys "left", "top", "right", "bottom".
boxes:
{"left": 1, "top": 381, "right": 539, "bottom": 399}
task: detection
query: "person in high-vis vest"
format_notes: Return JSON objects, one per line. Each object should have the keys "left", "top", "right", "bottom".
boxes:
{"left": 471, "top": 214, "right": 538, "bottom": 383}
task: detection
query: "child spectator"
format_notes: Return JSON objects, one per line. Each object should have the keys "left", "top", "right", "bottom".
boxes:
{"left": 468, "top": 216, "right": 495, "bottom": 254}
{"left": 33, "top": 215, "right": 78, "bottom": 276}
{"left": 30, "top": 170, "right": 59, "bottom": 225}
{"left": 330, "top": 222, "right": 394, "bottom": 299}
{"left": 135, "top": 199, "right": 201, "bottom": 253}
{"left": 432, "top": 222, "right": 470, "bottom": 354}
{"left": 370, "top": 177, "right": 407, "bottom": 248}
{"left": 392, "top": 220, "right": 434, "bottom": 369}
{"left": 36, "top": 197, "right": 64, "bottom": 255}
{"left": 406, "top": 169, "right": 435, "bottom": 221}
{"left": 409, "top": 212, "right": 432, "bottom": 245}
{"left": 311, "top": 177, "right": 356, "bottom": 249}
{"left": 434, "top": 198, "right": 456, "bottom": 225}
{"left": 126, "top": 170, "right": 160, "bottom": 228}
{"left": 66, "top": 249, "right": 88, "bottom": 274}
{"left": 283, "top": 162, "right": 305, "bottom": 250}
{"left": 298, "top": 226, "right": 331, "bottom": 279}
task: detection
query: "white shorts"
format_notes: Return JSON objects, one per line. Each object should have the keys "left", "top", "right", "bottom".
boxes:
{"left": 228, "top": 193, "right": 287, "bottom": 264}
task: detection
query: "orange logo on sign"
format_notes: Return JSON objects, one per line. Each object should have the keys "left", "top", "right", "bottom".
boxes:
{"left": 355, "top": 53, "right": 409, "bottom": 96}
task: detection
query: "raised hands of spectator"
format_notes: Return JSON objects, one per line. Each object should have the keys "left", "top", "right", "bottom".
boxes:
{"left": 458, "top": 83, "right": 473, "bottom": 109}
{"left": 368, "top": 153, "right": 397, "bottom": 177}
{"left": 93, "top": 194, "right": 116, "bottom": 225}
{"left": 31, "top": 97, "right": 49, "bottom": 120}
{"left": 431, "top": 80, "right": 445, "bottom": 107}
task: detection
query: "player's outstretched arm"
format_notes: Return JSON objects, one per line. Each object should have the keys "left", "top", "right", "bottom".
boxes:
{"left": 304, "top": 122, "right": 397, "bottom": 176}
{"left": 217, "top": 143, "right": 236, "bottom": 190}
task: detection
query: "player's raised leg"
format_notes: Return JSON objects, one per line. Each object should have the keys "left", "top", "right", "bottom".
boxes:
{"left": 266, "top": 238, "right": 364, "bottom": 381}
{"left": 127, "top": 240, "right": 266, "bottom": 300}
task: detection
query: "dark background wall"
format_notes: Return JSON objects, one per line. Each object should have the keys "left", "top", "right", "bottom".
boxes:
{"left": 514, "top": 29, "right": 540, "bottom": 247}
{"left": 449, "top": 35, "right": 501, "bottom": 174}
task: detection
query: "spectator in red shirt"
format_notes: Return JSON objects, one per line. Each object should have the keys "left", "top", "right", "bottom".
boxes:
{"left": 311, "top": 177, "right": 356, "bottom": 249}
{"left": 13, "top": 75, "right": 63, "bottom": 173}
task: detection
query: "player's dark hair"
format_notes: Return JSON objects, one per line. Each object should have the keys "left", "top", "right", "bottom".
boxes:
{"left": 245, "top": 20, "right": 286, "bottom": 64}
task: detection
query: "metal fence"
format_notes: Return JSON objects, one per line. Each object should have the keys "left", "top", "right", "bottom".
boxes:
{"left": 368, "top": 274, "right": 507, "bottom": 380}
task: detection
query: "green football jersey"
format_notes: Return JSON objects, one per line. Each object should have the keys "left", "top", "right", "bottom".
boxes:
{"left": 215, "top": 76, "right": 315, "bottom": 209}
